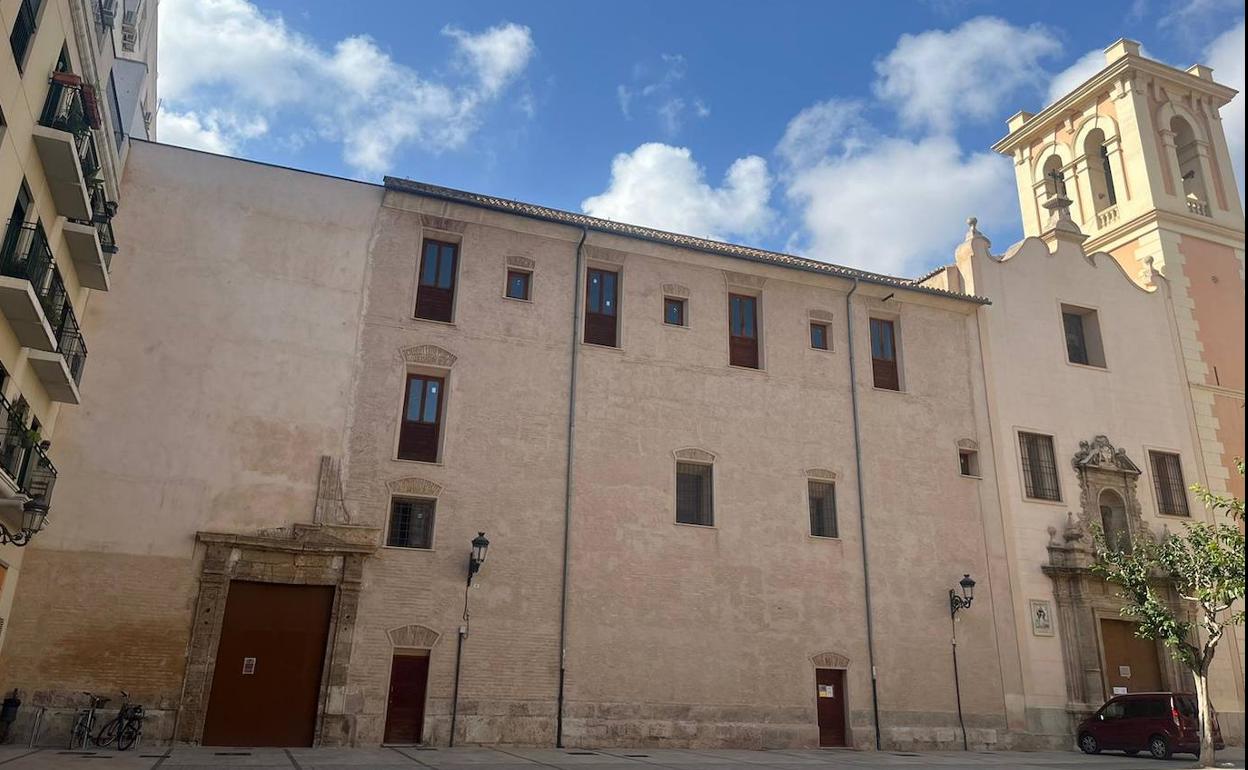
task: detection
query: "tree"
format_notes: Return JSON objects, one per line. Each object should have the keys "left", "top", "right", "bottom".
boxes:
{"left": 1092, "top": 460, "right": 1244, "bottom": 768}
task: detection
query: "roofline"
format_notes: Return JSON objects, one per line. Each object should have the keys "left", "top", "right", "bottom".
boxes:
{"left": 384, "top": 176, "right": 990, "bottom": 305}
{"left": 135, "top": 139, "right": 385, "bottom": 189}
{"left": 992, "top": 53, "right": 1238, "bottom": 155}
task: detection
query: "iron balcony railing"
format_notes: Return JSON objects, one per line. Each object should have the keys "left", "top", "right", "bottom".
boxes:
{"left": 39, "top": 75, "right": 103, "bottom": 179}
{"left": 89, "top": 180, "right": 118, "bottom": 258}
{"left": 0, "top": 393, "right": 57, "bottom": 501}
{"left": 0, "top": 220, "right": 90, "bottom": 385}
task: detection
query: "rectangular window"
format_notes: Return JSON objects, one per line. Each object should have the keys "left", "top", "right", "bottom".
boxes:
{"left": 505, "top": 269, "right": 531, "bottom": 301}
{"left": 1019, "top": 432, "right": 1060, "bottom": 501}
{"left": 810, "top": 322, "right": 828, "bottom": 350}
{"left": 1150, "top": 451, "right": 1190, "bottom": 516}
{"left": 1061, "top": 305, "right": 1106, "bottom": 367}
{"left": 9, "top": 0, "right": 39, "bottom": 71}
{"left": 959, "top": 450, "right": 980, "bottom": 477}
{"left": 676, "top": 462, "right": 713, "bottom": 526}
{"left": 869, "top": 318, "right": 899, "bottom": 390}
{"left": 387, "top": 497, "right": 436, "bottom": 549}
{"left": 728, "top": 293, "right": 759, "bottom": 368}
{"left": 398, "top": 374, "right": 444, "bottom": 463}
{"left": 664, "top": 297, "right": 686, "bottom": 327}
{"left": 584, "top": 268, "right": 619, "bottom": 346}
{"left": 415, "top": 239, "right": 458, "bottom": 322}
{"left": 808, "top": 481, "right": 838, "bottom": 538}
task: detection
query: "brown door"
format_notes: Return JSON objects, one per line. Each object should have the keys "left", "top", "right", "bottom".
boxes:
{"left": 383, "top": 653, "right": 430, "bottom": 744}
{"left": 815, "top": 668, "right": 848, "bottom": 747}
{"left": 1101, "top": 618, "right": 1163, "bottom": 696}
{"left": 202, "top": 582, "right": 336, "bottom": 747}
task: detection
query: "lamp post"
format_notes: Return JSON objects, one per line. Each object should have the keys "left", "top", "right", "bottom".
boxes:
{"left": 948, "top": 574, "right": 975, "bottom": 752}
{"left": 0, "top": 497, "right": 49, "bottom": 547}
{"left": 450, "top": 532, "right": 489, "bottom": 747}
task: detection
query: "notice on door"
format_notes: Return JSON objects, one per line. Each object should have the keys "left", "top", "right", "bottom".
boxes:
{"left": 1112, "top": 686, "right": 1128, "bottom": 695}
{"left": 242, "top": 657, "right": 257, "bottom": 675}
{"left": 817, "top": 684, "right": 835, "bottom": 698}
{"left": 1118, "top": 665, "right": 1131, "bottom": 678}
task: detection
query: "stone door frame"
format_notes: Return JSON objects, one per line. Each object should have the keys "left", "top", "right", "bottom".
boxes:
{"left": 176, "top": 524, "right": 378, "bottom": 746}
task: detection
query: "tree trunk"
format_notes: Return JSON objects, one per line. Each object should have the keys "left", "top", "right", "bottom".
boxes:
{"left": 1192, "top": 664, "right": 1215, "bottom": 768}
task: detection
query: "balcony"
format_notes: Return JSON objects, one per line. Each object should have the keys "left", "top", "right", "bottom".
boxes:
{"left": 1185, "top": 196, "right": 1212, "bottom": 218}
{"left": 0, "top": 221, "right": 58, "bottom": 349}
{"left": 33, "top": 73, "right": 103, "bottom": 221}
{"left": 1095, "top": 205, "right": 1119, "bottom": 230}
{"left": 63, "top": 181, "right": 118, "bottom": 291}
{"left": 0, "top": 394, "right": 57, "bottom": 503}
{"left": 28, "top": 272, "right": 86, "bottom": 404}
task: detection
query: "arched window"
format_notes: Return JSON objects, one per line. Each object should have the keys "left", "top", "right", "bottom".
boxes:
{"left": 1099, "top": 489, "right": 1132, "bottom": 554}
{"left": 1083, "top": 128, "right": 1117, "bottom": 211}
{"left": 1170, "top": 116, "right": 1207, "bottom": 206}
{"left": 1042, "top": 155, "right": 1067, "bottom": 199}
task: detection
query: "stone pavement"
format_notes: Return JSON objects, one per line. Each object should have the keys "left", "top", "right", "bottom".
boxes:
{"left": 0, "top": 747, "right": 1243, "bottom": 770}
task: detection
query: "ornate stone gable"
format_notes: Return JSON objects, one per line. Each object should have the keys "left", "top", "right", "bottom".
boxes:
{"left": 1072, "top": 435, "right": 1142, "bottom": 475}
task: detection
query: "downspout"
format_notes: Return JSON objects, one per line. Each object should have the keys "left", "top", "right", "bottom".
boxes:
{"left": 845, "top": 278, "right": 883, "bottom": 750}
{"left": 556, "top": 226, "right": 589, "bottom": 747}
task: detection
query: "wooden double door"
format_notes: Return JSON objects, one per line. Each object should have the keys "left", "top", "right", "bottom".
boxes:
{"left": 815, "top": 668, "right": 848, "bottom": 747}
{"left": 202, "top": 582, "right": 336, "bottom": 747}
{"left": 1101, "top": 618, "right": 1163, "bottom": 695}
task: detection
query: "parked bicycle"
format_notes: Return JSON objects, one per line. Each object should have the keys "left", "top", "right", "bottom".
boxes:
{"left": 68, "top": 692, "right": 109, "bottom": 749}
{"left": 95, "top": 691, "right": 144, "bottom": 751}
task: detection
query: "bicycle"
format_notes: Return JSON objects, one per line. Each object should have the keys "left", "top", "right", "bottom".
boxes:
{"left": 68, "top": 692, "right": 109, "bottom": 749}
{"left": 95, "top": 691, "right": 144, "bottom": 750}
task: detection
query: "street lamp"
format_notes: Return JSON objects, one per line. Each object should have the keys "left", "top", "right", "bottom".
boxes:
{"left": 0, "top": 497, "right": 50, "bottom": 547}
{"left": 949, "top": 573, "right": 975, "bottom": 615}
{"left": 948, "top": 573, "right": 976, "bottom": 752}
{"left": 452, "top": 531, "right": 490, "bottom": 747}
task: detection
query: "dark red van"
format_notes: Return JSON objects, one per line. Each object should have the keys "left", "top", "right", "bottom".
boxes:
{"left": 1077, "top": 692, "right": 1224, "bottom": 759}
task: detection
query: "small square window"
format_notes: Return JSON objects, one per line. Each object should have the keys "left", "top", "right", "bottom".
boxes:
{"left": 505, "top": 269, "right": 531, "bottom": 301}
{"left": 959, "top": 450, "right": 980, "bottom": 478}
{"left": 810, "top": 322, "right": 829, "bottom": 350}
{"left": 1061, "top": 305, "right": 1106, "bottom": 368}
{"left": 664, "top": 297, "right": 686, "bottom": 326}
{"left": 387, "top": 497, "right": 435, "bottom": 549}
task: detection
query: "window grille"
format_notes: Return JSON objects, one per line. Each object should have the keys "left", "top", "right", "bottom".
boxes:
{"left": 1150, "top": 451, "right": 1190, "bottom": 516}
{"left": 676, "top": 462, "right": 713, "bottom": 526}
{"left": 1019, "top": 432, "right": 1060, "bottom": 501}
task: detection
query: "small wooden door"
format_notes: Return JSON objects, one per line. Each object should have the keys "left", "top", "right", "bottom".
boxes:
{"left": 384, "top": 653, "right": 430, "bottom": 744}
{"left": 202, "top": 582, "right": 335, "bottom": 747}
{"left": 1101, "top": 618, "right": 1163, "bottom": 695}
{"left": 815, "top": 668, "right": 848, "bottom": 747}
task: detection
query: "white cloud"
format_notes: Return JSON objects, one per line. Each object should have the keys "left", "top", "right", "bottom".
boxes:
{"left": 615, "top": 53, "right": 709, "bottom": 136}
{"left": 156, "top": 108, "right": 268, "bottom": 155}
{"left": 1204, "top": 19, "right": 1245, "bottom": 193}
{"left": 158, "top": 0, "right": 535, "bottom": 174}
{"left": 776, "top": 99, "right": 872, "bottom": 169}
{"left": 873, "top": 16, "right": 1062, "bottom": 133}
{"left": 581, "top": 143, "right": 774, "bottom": 241}
{"left": 1046, "top": 49, "right": 1106, "bottom": 105}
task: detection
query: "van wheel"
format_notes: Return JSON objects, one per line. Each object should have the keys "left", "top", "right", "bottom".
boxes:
{"left": 1078, "top": 733, "right": 1100, "bottom": 754}
{"left": 1148, "top": 735, "right": 1172, "bottom": 760}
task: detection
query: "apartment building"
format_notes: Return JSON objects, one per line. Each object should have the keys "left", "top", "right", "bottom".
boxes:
{"left": 0, "top": 39, "right": 1241, "bottom": 752}
{"left": 0, "top": 0, "right": 156, "bottom": 649}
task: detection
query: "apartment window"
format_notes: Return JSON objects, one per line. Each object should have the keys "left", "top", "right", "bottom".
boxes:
{"left": 810, "top": 322, "right": 829, "bottom": 350}
{"left": 9, "top": 0, "right": 41, "bottom": 71}
{"left": 870, "top": 318, "right": 900, "bottom": 390}
{"left": 387, "top": 497, "right": 436, "bottom": 549}
{"left": 584, "top": 268, "right": 619, "bottom": 346}
{"left": 1150, "top": 451, "right": 1190, "bottom": 516}
{"left": 398, "top": 374, "right": 444, "bottom": 463}
{"left": 959, "top": 449, "right": 980, "bottom": 478}
{"left": 676, "top": 462, "right": 713, "bottom": 526}
{"left": 1061, "top": 305, "right": 1105, "bottom": 367}
{"left": 415, "top": 239, "right": 458, "bottom": 322}
{"left": 808, "top": 481, "right": 838, "bottom": 538}
{"left": 664, "top": 297, "right": 686, "bottom": 327}
{"left": 1019, "top": 432, "right": 1060, "bottom": 501}
{"left": 728, "top": 294, "right": 759, "bottom": 368}
{"left": 505, "top": 269, "right": 531, "bottom": 301}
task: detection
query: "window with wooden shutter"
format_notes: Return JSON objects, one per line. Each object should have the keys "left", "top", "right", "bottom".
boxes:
{"left": 584, "top": 268, "right": 619, "bottom": 346}
{"left": 1019, "top": 432, "right": 1060, "bottom": 501}
{"left": 869, "top": 318, "right": 899, "bottom": 390}
{"left": 398, "top": 374, "right": 444, "bottom": 462}
{"left": 676, "top": 462, "right": 713, "bottom": 526}
{"left": 728, "top": 293, "right": 759, "bottom": 368}
{"left": 387, "top": 497, "right": 436, "bottom": 549}
{"left": 1149, "top": 451, "right": 1190, "bottom": 516}
{"left": 808, "top": 481, "right": 838, "bottom": 538}
{"left": 810, "top": 322, "right": 829, "bottom": 350}
{"left": 415, "top": 239, "right": 458, "bottom": 322}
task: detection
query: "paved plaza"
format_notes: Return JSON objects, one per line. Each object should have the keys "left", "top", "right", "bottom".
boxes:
{"left": 0, "top": 747, "right": 1243, "bottom": 770}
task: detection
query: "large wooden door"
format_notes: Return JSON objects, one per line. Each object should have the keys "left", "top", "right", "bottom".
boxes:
{"left": 1101, "top": 618, "right": 1162, "bottom": 696}
{"left": 815, "top": 668, "right": 848, "bottom": 747}
{"left": 383, "top": 653, "right": 430, "bottom": 744}
{"left": 202, "top": 582, "right": 335, "bottom": 746}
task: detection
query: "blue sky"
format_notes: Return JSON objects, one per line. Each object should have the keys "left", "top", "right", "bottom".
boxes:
{"left": 158, "top": 0, "right": 1245, "bottom": 277}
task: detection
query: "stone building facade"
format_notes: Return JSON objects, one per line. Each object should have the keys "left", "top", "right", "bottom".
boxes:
{"left": 0, "top": 39, "right": 1242, "bottom": 753}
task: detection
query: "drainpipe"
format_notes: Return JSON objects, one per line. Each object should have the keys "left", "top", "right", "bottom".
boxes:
{"left": 845, "top": 278, "right": 883, "bottom": 750}
{"left": 556, "top": 226, "right": 589, "bottom": 748}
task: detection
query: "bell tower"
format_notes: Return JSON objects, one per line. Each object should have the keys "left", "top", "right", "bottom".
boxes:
{"left": 993, "top": 38, "right": 1245, "bottom": 499}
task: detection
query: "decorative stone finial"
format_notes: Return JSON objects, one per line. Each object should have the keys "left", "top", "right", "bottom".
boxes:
{"left": 1063, "top": 512, "right": 1084, "bottom": 544}
{"left": 1047, "top": 525, "right": 1059, "bottom": 546}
